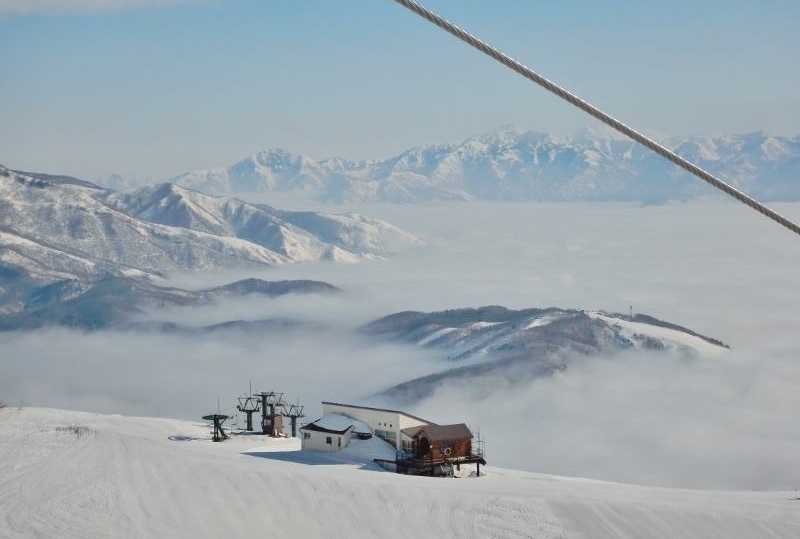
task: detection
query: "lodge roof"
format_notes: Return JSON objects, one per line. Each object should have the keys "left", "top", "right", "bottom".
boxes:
{"left": 322, "top": 401, "right": 434, "bottom": 426}
{"left": 401, "top": 423, "right": 473, "bottom": 441}
{"left": 299, "top": 422, "right": 353, "bottom": 435}
{"left": 300, "top": 412, "right": 372, "bottom": 435}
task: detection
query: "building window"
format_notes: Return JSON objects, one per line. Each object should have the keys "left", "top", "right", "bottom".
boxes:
{"left": 303, "top": 432, "right": 310, "bottom": 439}
{"left": 338, "top": 437, "right": 341, "bottom": 448}
{"left": 326, "top": 436, "right": 332, "bottom": 445}
{"left": 376, "top": 429, "right": 397, "bottom": 444}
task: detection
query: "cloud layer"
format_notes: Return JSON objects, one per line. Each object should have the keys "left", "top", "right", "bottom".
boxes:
{"left": 400, "top": 343, "right": 800, "bottom": 490}
{"left": 2, "top": 200, "right": 799, "bottom": 489}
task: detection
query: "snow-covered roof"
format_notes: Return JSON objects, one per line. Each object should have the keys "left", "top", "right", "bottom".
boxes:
{"left": 301, "top": 413, "right": 372, "bottom": 435}
{"left": 323, "top": 401, "right": 433, "bottom": 425}
{"left": 300, "top": 422, "right": 352, "bottom": 435}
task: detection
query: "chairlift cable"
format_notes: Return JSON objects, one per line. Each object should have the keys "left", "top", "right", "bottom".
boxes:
{"left": 390, "top": 0, "right": 800, "bottom": 237}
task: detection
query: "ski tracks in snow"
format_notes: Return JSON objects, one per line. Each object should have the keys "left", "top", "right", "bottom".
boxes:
{"left": 2, "top": 408, "right": 799, "bottom": 539}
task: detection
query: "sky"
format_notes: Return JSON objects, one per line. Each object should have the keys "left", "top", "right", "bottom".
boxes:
{"left": 1, "top": 0, "right": 799, "bottom": 181}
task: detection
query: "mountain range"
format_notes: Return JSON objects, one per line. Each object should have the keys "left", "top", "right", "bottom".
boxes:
{"left": 0, "top": 165, "right": 421, "bottom": 287}
{"left": 158, "top": 128, "right": 800, "bottom": 203}
{"left": 363, "top": 305, "right": 728, "bottom": 403}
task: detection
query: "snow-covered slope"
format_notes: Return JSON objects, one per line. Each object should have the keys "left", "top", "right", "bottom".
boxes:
{"left": 1, "top": 407, "right": 797, "bottom": 539}
{"left": 100, "top": 183, "right": 419, "bottom": 263}
{"left": 0, "top": 167, "right": 420, "bottom": 283}
{"left": 0, "top": 168, "right": 288, "bottom": 281}
{"left": 172, "top": 128, "right": 800, "bottom": 203}
{"left": 364, "top": 306, "right": 728, "bottom": 402}
{"left": 587, "top": 311, "right": 727, "bottom": 357}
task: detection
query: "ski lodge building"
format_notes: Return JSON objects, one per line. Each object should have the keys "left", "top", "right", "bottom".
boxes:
{"left": 300, "top": 401, "right": 485, "bottom": 475}
{"left": 300, "top": 401, "right": 430, "bottom": 451}
{"left": 298, "top": 411, "right": 373, "bottom": 452}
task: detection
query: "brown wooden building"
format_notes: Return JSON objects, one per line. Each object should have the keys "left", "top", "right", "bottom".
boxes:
{"left": 394, "top": 423, "right": 485, "bottom": 476}
{"left": 402, "top": 423, "right": 473, "bottom": 460}
{"left": 262, "top": 413, "right": 283, "bottom": 437}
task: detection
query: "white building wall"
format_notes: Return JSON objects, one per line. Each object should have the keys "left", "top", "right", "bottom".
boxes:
{"left": 300, "top": 429, "right": 351, "bottom": 452}
{"left": 398, "top": 414, "right": 428, "bottom": 430}
{"left": 322, "top": 403, "right": 429, "bottom": 450}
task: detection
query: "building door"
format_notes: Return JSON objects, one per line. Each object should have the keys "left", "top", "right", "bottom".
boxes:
{"left": 418, "top": 437, "right": 430, "bottom": 458}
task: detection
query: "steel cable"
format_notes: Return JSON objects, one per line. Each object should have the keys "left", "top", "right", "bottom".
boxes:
{"left": 391, "top": 0, "right": 800, "bottom": 236}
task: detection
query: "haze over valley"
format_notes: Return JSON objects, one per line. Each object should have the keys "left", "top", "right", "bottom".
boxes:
{"left": 2, "top": 2, "right": 800, "bottom": 536}
{"left": 2, "top": 175, "right": 798, "bottom": 489}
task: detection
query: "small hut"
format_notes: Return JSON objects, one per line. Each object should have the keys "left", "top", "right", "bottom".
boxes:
{"left": 395, "top": 422, "right": 485, "bottom": 476}
{"left": 262, "top": 413, "right": 283, "bottom": 437}
{"left": 402, "top": 423, "right": 473, "bottom": 461}
{"left": 299, "top": 413, "right": 372, "bottom": 452}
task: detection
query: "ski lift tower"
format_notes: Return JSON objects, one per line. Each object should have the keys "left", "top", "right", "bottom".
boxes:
{"left": 237, "top": 383, "right": 261, "bottom": 431}
{"left": 284, "top": 402, "right": 305, "bottom": 438}
{"left": 202, "top": 414, "right": 230, "bottom": 442}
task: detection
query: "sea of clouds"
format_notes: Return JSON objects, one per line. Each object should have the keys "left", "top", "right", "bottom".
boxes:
{"left": 2, "top": 199, "right": 799, "bottom": 489}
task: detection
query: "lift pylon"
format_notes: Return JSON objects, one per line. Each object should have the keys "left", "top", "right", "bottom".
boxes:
{"left": 202, "top": 414, "right": 230, "bottom": 442}
{"left": 237, "top": 383, "right": 261, "bottom": 431}
{"left": 283, "top": 402, "right": 305, "bottom": 438}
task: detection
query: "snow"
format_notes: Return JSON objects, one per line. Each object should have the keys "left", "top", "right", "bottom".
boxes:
{"left": 587, "top": 312, "right": 727, "bottom": 357}
{"left": 761, "top": 136, "right": 791, "bottom": 161}
{"left": 325, "top": 435, "right": 397, "bottom": 463}
{"left": 418, "top": 322, "right": 504, "bottom": 347}
{"left": 1, "top": 407, "right": 797, "bottom": 539}
{"left": 1, "top": 170, "right": 423, "bottom": 282}
{"left": 523, "top": 315, "right": 559, "bottom": 330}
{"left": 469, "top": 321, "right": 503, "bottom": 330}
{"left": 418, "top": 326, "right": 458, "bottom": 346}
{"left": 170, "top": 130, "right": 800, "bottom": 204}
{"left": 309, "top": 412, "right": 371, "bottom": 434}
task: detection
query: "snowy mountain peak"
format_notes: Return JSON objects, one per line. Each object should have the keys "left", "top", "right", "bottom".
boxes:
{"left": 171, "top": 128, "right": 800, "bottom": 203}
{"left": 250, "top": 148, "right": 300, "bottom": 167}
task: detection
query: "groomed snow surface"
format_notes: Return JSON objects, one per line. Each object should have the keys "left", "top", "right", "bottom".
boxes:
{"left": 1, "top": 408, "right": 798, "bottom": 538}
{"left": 587, "top": 312, "right": 727, "bottom": 357}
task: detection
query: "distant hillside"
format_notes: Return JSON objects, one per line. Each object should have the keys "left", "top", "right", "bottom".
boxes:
{"left": 363, "top": 306, "right": 728, "bottom": 403}
{"left": 0, "top": 275, "right": 338, "bottom": 331}
{"left": 0, "top": 166, "right": 421, "bottom": 284}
